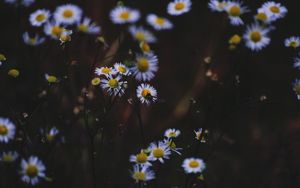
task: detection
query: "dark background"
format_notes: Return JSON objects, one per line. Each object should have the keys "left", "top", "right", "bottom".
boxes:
{"left": 1, "top": 0, "right": 300, "bottom": 187}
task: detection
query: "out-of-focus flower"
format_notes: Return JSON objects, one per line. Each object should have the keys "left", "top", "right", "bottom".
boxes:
{"left": 44, "top": 21, "right": 64, "bottom": 39}
{"left": 225, "top": 1, "right": 248, "bottom": 26}
{"left": 164, "top": 128, "right": 181, "bottom": 139}
{"left": 77, "top": 17, "right": 101, "bottom": 34}
{"left": 101, "top": 75, "right": 127, "bottom": 97}
{"left": 284, "top": 36, "right": 300, "bottom": 48}
{"left": 54, "top": 4, "right": 82, "bottom": 25}
{"left": 0, "top": 54, "right": 7, "bottom": 66}
{"left": 45, "top": 74, "right": 58, "bottom": 83}
{"left": 293, "top": 78, "right": 300, "bottom": 100}
{"left": 110, "top": 6, "right": 140, "bottom": 24}
{"left": 146, "top": 14, "right": 173, "bottom": 30}
{"left": 194, "top": 128, "right": 209, "bottom": 143}
{"left": 182, "top": 158, "right": 206, "bottom": 174}
{"left": 255, "top": 9, "right": 273, "bottom": 23}
{"left": 4, "top": 0, "right": 35, "bottom": 7}
{"left": 8, "top": 69, "right": 20, "bottom": 78}
{"left": 229, "top": 34, "right": 241, "bottom": 45}
{"left": 23, "top": 32, "right": 45, "bottom": 46}
{"left": 131, "top": 164, "right": 155, "bottom": 183}
{"left": 131, "top": 53, "right": 158, "bottom": 81}
{"left": 20, "top": 156, "right": 46, "bottom": 185}
{"left": 243, "top": 23, "right": 271, "bottom": 51}
{"left": 114, "top": 63, "right": 131, "bottom": 75}
{"left": 293, "top": 58, "right": 300, "bottom": 69}
{"left": 46, "top": 127, "right": 59, "bottom": 142}
{"left": 260, "top": 1, "right": 287, "bottom": 21}
{"left": 128, "top": 25, "right": 156, "bottom": 43}
{"left": 0, "top": 151, "right": 18, "bottom": 162}
{"left": 130, "top": 150, "right": 152, "bottom": 166}
{"left": 29, "top": 9, "right": 50, "bottom": 27}
{"left": 91, "top": 77, "right": 101, "bottom": 86}
{"left": 136, "top": 83, "right": 157, "bottom": 105}
{"left": 139, "top": 42, "right": 152, "bottom": 54}
{"left": 0, "top": 118, "right": 16, "bottom": 143}
{"left": 208, "top": 0, "right": 228, "bottom": 12}
{"left": 148, "top": 141, "right": 171, "bottom": 163}
{"left": 59, "top": 29, "right": 72, "bottom": 44}
{"left": 95, "top": 67, "right": 116, "bottom": 77}
{"left": 167, "top": 0, "right": 192, "bottom": 16}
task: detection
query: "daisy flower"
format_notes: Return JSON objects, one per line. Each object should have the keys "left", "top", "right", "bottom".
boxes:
{"left": 163, "top": 139, "right": 182, "bottom": 155}
{"left": 0, "top": 117, "right": 16, "bottom": 143}
{"left": 23, "top": 32, "right": 45, "bottom": 46}
{"left": 255, "top": 9, "right": 273, "bottom": 24}
{"left": 182, "top": 158, "right": 206, "bottom": 174}
{"left": 243, "top": 23, "right": 271, "bottom": 51}
{"left": 29, "top": 9, "right": 50, "bottom": 27}
{"left": 22, "top": 0, "right": 35, "bottom": 7}
{"left": 128, "top": 25, "right": 157, "bottom": 43}
{"left": 208, "top": 0, "right": 228, "bottom": 12}
{"left": 0, "top": 54, "right": 7, "bottom": 66}
{"left": 95, "top": 66, "right": 116, "bottom": 77}
{"left": 101, "top": 75, "right": 127, "bottom": 97}
{"left": 45, "top": 74, "right": 58, "bottom": 83}
{"left": 139, "top": 42, "right": 152, "bottom": 54}
{"left": 148, "top": 141, "right": 171, "bottom": 163}
{"left": 110, "top": 6, "right": 140, "bottom": 24}
{"left": 261, "top": 1, "right": 287, "bottom": 21}
{"left": 46, "top": 127, "right": 59, "bottom": 142}
{"left": 136, "top": 83, "right": 157, "bottom": 105}
{"left": 194, "top": 128, "right": 208, "bottom": 143}
{"left": 0, "top": 151, "right": 18, "bottom": 162}
{"left": 293, "top": 58, "right": 300, "bottom": 69}
{"left": 131, "top": 164, "right": 155, "bottom": 183}
{"left": 59, "top": 29, "right": 72, "bottom": 44}
{"left": 164, "top": 128, "right": 181, "bottom": 139}
{"left": 146, "top": 14, "right": 173, "bottom": 30}
{"left": 167, "top": 0, "right": 192, "bottom": 16}
{"left": 114, "top": 62, "right": 131, "bottom": 75}
{"left": 77, "top": 17, "right": 101, "bottom": 34}
{"left": 284, "top": 36, "right": 300, "bottom": 48}
{"left": 130, "top": 150, "right": 152, "bottom": 166}
{"left": 131, "top": 53, "right": 158, "bottom": 81}
{"left": 225, "top": 1, "right": 248, "bottom": 26}
{"left": 20, "top": 156, "right": 46, "bottom": 185}
{"left": 53, "top": 4, "right": 82, "bottom": 25}
{"left": 44, "top": 21, "right": 64, "bottom": 39}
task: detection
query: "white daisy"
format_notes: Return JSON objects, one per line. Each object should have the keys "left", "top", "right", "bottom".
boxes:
{"left": 95, "top": 66, "right": 116, "bottom": 77}
{"left": 114, "top": 62, "right": 131, "bottom": 75}
{"left": 128, "top": 25, "right": 157, "bottom": 43}
{"left": 53, "top": 4, "right": 82, "bottom": 25}
{"left": 29, "top": 9, "right": 50, "bottom": 27}
{"left": 20, "top": 156, "right": 46, "bottom": 185}
{"left": 129, "top": 150, "right": 152, "bottom": 166}
{"left": 164, "top": 128, "right": 181, "bottom": 139}
{"left": 0, "top": 117, "right": 16, "bottom": 143}
{"left": 101, "top": 75, "right": 127, "bottom": 97}
{"left": 22, "top": 0, "right": 35, "bottom": 7}
{"left": 136, "top": 83, "right": 157, "bottom": 105}
{"left": 146, "top": 14, "right": 173, "bottom": 30}
{"left": 163, "top": 139, "right": 182, "bottom": 155}
{"left": 208, "top": 0, "right": 228, "bottom": 12}
{"left": 0, "top": 151, "right": 18, "bottom": 162}
{"left": 261, "top": 1, "right": 287, "bottom": 21}
{"left": 131, "top": 164, "right": 155, "bottom": 183}
{"left": 59, "top": 29, "right": 72, "bottom": 44}
{"left": 148, "top": 141, "right": 171, "bottom": 163}
{"left": 225, "top": 1, "right": 248, "bottom": 26}
{"left": 243, "top": 23, "right": 271, "bottom": 51}
{"left": 23, "top": 32, "right": 45, "bottom": 46}
{"left": 46, "top": 127, "right": 59, "bottom": 142}
{"left": 167, "top": 0, "right": 192, "bottom": 16}
{"left": 77, "top": 17, "right": 101, "bottom": 34}
{"left": 44, "top": 21, "right": 64, "bottom": 39}
{"left": 131, "top": 53, "right": 158, "bottom": 81}
{"left": 110, "top": 6, "right": 140, "bottom": 24}
{"left": 139, "top": 42, "right": 153, "bottom": 54}
{"left": 284, "top": 36, "right": 300, "bottom": 48}
{"left": 255, "top": 9, "right": 273, "bottom": 24}
{"left": 182, "top": 158, "right": 206, "bottom": 174}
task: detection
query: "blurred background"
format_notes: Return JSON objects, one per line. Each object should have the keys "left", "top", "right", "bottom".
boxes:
{"left": 1, "top": 0, "right": 300, "bottom": 187}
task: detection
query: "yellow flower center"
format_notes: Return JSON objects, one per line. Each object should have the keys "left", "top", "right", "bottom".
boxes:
{"left": 189, "top": 160, "right": 200, "bottom": 168}
{"left": 0, "top": 54, "right": 6, "bottom": 61}
{"left": 229, "top": 6, "right": 241, "bottom": 17}
{"left": 120, "top": 11, "right": 130, "bottom": 20}
{"left": 78, "top": 24, "right": 89, "bottom": 32}
{"left": 175, "top": 2, "right": 185, "bottom": 10}
{"left": 8, "top": 69, "right": 19, "bottom": 78}
{"left": 91, "top": 77, "right": 101, "bottom": 86}
{"left": 2, "top": 154, "right": 13, "bottom": 162}
{"left": 155, "top": 17, "right": 165, "bottom": 26}
{"left": 118, "top": 66, "right": 126, "bottom": 73}
{"left": 140, "top": 42, "right": 151, "bottom": 53}
{"left": 108, "top": 79, "right": 119, "bottom": 88}
{"left": 47, "top": 75, "right": 57, "bottom": 83}
{"left": 0, "top": 125, "right": 8, "bottom": 135}
{"left": 294, "top": 84, "right": 300, "bottom": 95}
{"left": 63, "top": 9, "right": 74, "bottom": 18}
{"left": 26, "top": 165, "right": 38, "bottom": 177}
{"left": 250, "top": 31, "right": 262, "bottom": 43}
{"left": 46, "top": 134, "right": 55, "bottom": 142}
{"left": 256, "top": 13, "right": 267, "bottom": 22}
{"left": 289, "top": 41, "right": 298, "bottom": 48}
{"left": 141, "top": 89, "right": 151, "bottom": 98}
{"left": 229, "top": 34, "right": 241, "bottom": 45}
{"left": 101, "top": 67, "right": 111, "bottom": 74}
{"left": 168, "top": 131, "right": 177, "bottom": 138}
{"left": 51, "top": 26, "right": 63, "bottom": 37}
{"left": 136, "top": 152, "right": 148, "bottom": 163}
{"left": 137, "top": 58, "right": 149, "bottom": 72}
{"left": 36, "top": 14, "right": 46, "bottom": 22}
{"left": 135, "top": 32, "right": 146, "bottom": 41}
{"left": 152, "top": 148, "right": 164, "bottom": 158}
{"left": 270, "top": 6, "right": 280, "bottom": 13}
{"left": 133, "top": 172, "right": 146, "bottom": 181}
